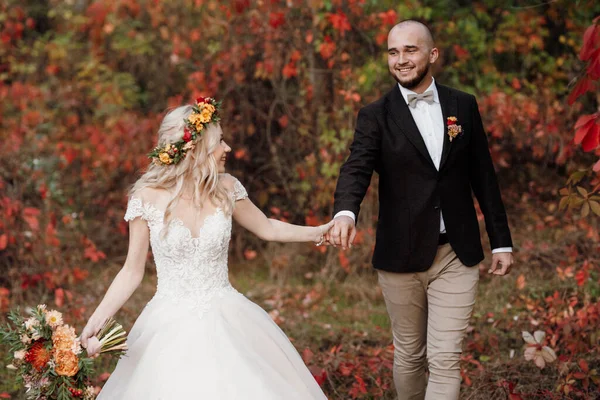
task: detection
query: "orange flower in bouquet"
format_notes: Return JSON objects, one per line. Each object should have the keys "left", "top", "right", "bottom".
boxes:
{"left": 24, "top": 340, "right": 52, "bottom": 372}
{"left": 54, "top": 349, "right": 80, "bottom": 377}
{"left": 0, "top": 305, "right": 128, "bottom": 399}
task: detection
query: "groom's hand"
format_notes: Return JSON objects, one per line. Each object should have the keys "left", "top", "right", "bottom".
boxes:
{"left": 327, "top": 216, "right": 356, "bottom": 250}
{"left": 488, "top": 252, "right": 514, "bottom": 276}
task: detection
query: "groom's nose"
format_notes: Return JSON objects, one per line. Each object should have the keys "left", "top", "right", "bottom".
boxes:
{"left": 398, "top": 52, "right": 405, "bottom": 65}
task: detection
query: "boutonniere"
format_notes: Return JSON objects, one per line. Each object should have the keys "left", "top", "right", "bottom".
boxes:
{"left": 447, "top": 116, "right": 463, "bottom": 142}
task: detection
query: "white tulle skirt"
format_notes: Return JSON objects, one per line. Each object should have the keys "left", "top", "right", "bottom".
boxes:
{"left": 97, "top": 291, "right": 327, "bottom": 399}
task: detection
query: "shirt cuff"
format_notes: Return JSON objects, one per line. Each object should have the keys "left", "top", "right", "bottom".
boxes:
{"left": 334, "top": 210, "right": 356, "bottom": 223}
{"left": 492, "top": 247, "right": 512, "bottom": 254}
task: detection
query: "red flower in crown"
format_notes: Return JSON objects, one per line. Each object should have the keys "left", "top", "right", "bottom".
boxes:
{"left": 196, "top": 96, "right": 206, "bottom": 104}
{"left": 182, "top": 128, "right": 192, "bottom": 142}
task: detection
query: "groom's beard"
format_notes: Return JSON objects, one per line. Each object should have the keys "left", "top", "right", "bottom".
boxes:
{"left": 393, "top": 62, "right": 430, "bottom": 90}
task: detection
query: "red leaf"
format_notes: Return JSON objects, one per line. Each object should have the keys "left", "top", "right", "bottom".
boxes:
{"left": 319, "top": 36, "right": 336, "bottom": 60}
{"left": 243, "top": 249, "right": 257, "bottom": 260}
{"left": 516, "top": 274, "right": 526, "bottom": 290}
{"left": 454, "top": 44, "right": 470, "bottom": 60}
{"left": 353, "top": 374, "right": 367, "bottom": 394}
{"left": 268, "top": 12, "right": 285, "bottom": 29}
{"left": 578, "top": 359, "right": 589, "bottom": 372}
{"left": 269, "top": 207, "right": 281, "bottom": 216}
{"left": 338, "top": 251, "right": 350, "bottom": 272}
{"left": 593, "top": 158, "right": 600, "bottom": 172}
{"left": 582, "top": 121, "right": 600, "bottom": 152}
{"left": 0, "top": 234, "right": 7, "bottom": 250}
{"left": 233, "top": 0, "right": 250, "bottom": 13}
{"left": 511, "top": 78, "right": 521, "bottom": 90}
{"left": 327, "top": 11, "right": 351, "bottom": 36}
{"left": 86, "top": 2, "right": 111, "bottom": 25}
{"left": 278, "top": 115, "right": 289, "bottom": 128}
{"left": 379, "top": 9, "right": 398, "bottom": 26}
{"left": 72, "top": 267, "right": 89, "bottom": 281}
{"left": 338, "top": 362, "right": 354, "bottom": 376}
{"left": 234, "top": 148, "right": 247, "bottom": 160}
{"left": 282, "top": 62, "right": 297, "bottom": 79}
{"left": 45, "top": 65, "right": 59, "bottom": 75}
{"left": 55, "top": 288, "right": 64, "bottom": 307}
{"left": 302, "top": 347, "right": 314, "bottom": 364}
{"left": 575, "top": 269, "right": 588, "bottom": 287}
{"left": 0, "top": 392, "right": 11, "bottom": 398}
{"left": 61, "top": 147, "right": 77, "bottom": 164}
{"left": 568, "top": 77, "right": 591, "bottom": 105}
{"left": 22, "top": 207, "right": 40, "bottom": 231}
{"left": 305, "top": 32, "right": 313, "bottom": 44}
{"left": 308, "top": 365, "right": 327, "bottom": 386}
{"left": 375, "top": 32, "right": 387, "bottom": 46}
{"left": 586, "top": 48, "right": 600, "bottom": 80}
{"left": 574, "top": 114, "right": 598, "bottom": 146}
{"left": 579, "top": 24, "right": 599, "bottom": 61}
{"left": 305, "top": 213, "right": 319, "bottom": 227}
{"left": 84, "top": 239, "right": 106, "bottom": 262}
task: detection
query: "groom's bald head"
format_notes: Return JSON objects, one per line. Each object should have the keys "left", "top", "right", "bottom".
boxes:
{"left": 389, "top": 20, "right": 435, "bottom": 51}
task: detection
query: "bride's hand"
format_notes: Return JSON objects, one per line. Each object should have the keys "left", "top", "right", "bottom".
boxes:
{"left": 315, "top": 220, "right": 335, "bottom": 245}
{"left": 80, "top": 318, "right": 104, "bottom": 357}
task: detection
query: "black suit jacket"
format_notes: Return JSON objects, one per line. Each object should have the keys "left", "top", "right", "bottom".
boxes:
{"left": 333, "top": 83, "right": 513, "bottom": 273}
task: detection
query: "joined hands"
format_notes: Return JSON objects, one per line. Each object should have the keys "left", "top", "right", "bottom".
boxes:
{"left": 317, "top": 217, "right": 514, "bottom": 277}
{"left": 316, "top": 216, "right": 356, "bottom": 250}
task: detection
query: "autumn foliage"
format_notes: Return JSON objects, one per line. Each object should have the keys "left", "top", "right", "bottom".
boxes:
{"left": 1, "top": 0, "right": 600, "bottom": 398}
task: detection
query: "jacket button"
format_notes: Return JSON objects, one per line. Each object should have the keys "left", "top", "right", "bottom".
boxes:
{"left": 434, "top": 205, "right": 440, "bottom": 210}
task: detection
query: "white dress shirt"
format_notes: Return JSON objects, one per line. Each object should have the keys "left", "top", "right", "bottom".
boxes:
{"left": 336, "top": 78, "right": 512, "bottom": 254}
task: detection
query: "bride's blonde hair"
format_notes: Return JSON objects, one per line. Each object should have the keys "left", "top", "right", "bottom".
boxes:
{"left": 130, "top": 106, "right": 233, "bottom": 230}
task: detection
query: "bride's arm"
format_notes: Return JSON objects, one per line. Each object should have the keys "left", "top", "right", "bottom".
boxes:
{"left": 233, "top": 198, "right": 332, "bottom": 243}
{"left": 80, "top": 217, "right": 149, "bottom": 353}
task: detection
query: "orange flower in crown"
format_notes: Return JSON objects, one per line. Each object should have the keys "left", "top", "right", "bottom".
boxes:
{"left": 148, "top": 97, "right": 222, "bottom": 166}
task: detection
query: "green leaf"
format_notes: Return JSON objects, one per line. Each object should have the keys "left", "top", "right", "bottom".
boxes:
{"left": 558, "top": 196, "right": 569, "bottom": 211}
{"left": 577, "top": 187, "right": 588, "bottom": 197}
{"left": 581, "top": 202, "right": 590, "bottom": 218}
{"left": 589, "top": 201, "right": 600, "bottom": 216}
{"left": 567, "top": 170, "right": 587, "bottom": 185}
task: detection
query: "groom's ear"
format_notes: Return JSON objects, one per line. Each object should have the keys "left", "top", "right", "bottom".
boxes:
{"left": 429, "top": 47, "right": 439, "bottom": 64}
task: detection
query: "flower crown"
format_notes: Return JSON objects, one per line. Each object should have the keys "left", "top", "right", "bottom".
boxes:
{"left": 148, "top": 96, "right": 222, "bottom": 166}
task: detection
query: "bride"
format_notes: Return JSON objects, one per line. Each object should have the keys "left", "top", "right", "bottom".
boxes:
{"left": 80, "top": 98, "right": 331, "bottom": 399}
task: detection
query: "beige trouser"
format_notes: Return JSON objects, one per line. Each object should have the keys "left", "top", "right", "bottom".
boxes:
{"left": 377, "top": 243, "right": 479, "bottom": 400}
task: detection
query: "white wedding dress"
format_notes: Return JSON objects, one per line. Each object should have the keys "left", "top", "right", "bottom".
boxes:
{"left": 98, "top": 178, "right": 327, "bottom": 399}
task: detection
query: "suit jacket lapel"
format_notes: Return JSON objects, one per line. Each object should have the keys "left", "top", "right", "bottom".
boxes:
{"left": 438, "top": 83, "right": 457, "bottom": 170}
{"left": 385, "top": 86, "right": 435, "bottom": 169}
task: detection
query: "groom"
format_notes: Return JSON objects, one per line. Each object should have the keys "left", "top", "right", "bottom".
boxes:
{"left": 327, "top": 21, "right": 514, "bottom": 400}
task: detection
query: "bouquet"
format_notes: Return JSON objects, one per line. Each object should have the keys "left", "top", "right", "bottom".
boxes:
{"left": 0, "top": 305, "right": 127, "bottom": 399}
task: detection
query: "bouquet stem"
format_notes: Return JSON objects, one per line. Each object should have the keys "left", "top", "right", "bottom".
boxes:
{"left": 96, "top": 317, "right": 128, "bottom": 356}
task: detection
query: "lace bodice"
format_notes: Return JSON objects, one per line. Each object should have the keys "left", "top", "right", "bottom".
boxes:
{"left": 124, "top": 177, "right": 248, "bottom": 314}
